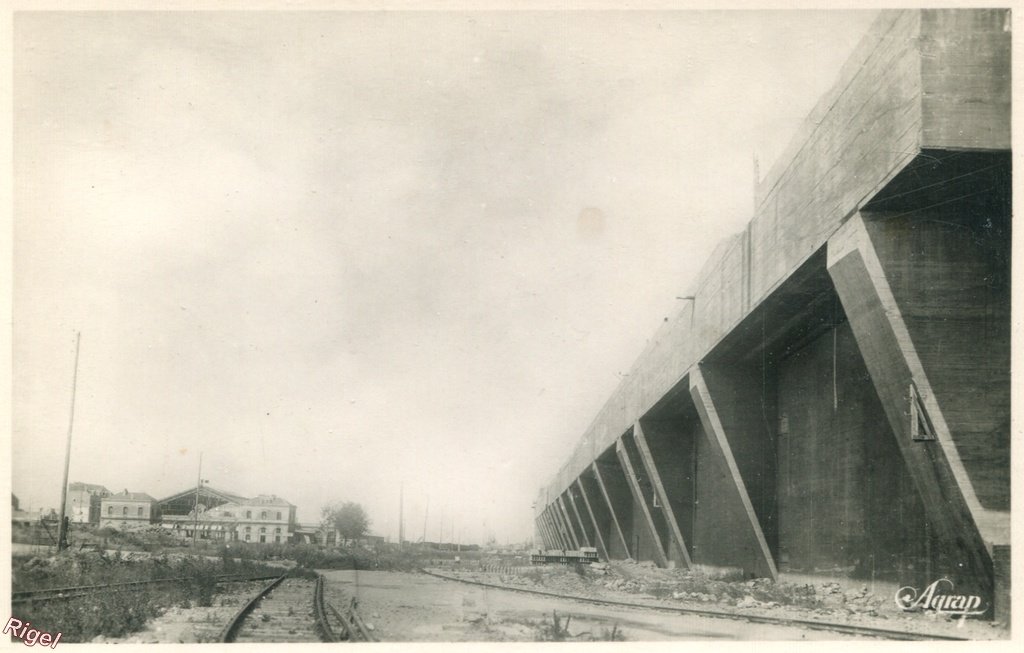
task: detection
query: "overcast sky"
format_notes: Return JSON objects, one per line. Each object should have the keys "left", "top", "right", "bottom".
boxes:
{"left": 11, "top": 9, "right": 878, "bottom": 544}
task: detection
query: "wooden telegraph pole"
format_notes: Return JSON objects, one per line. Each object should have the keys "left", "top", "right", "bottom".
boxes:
{"left": 56, "top": 332, "right": 82, "bottom": 552}
{"left": 192, "top": 453, "right": 203, "bottom": 546}
{"left": 398, "top": 483, "right": 404, "bottom": 549}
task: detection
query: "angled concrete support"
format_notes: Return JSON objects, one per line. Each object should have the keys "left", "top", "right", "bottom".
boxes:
{"left": 539, "top": 514, "right": 556, "bottom": 549}
{"left": 538, "top": 512, "right": 551, "bottom": 548}
{"left": 634, "top": 421, "right": 693, "bottom": 569}
{"left": 689, "top": 369, "right": 778, "bottom": 579}
{"left": 561, "top": 495, "right": 585, "bottom": 552}
{"left": 548, "top": 508, "right": 567, "bottom": 549}
{"left": 552, "top": 500, "right": 576, "bottom": 549}
{"left": 557, "top": 495, "right": 582, "bottom": 549}
{"left": 545, "top": 513, "right": 561, "bottom": 549}
{"left": 591, "top": 462, "right": 632, "bottom": 558}
{"left": 827, "top": 213, "right": 999, "bottom": 599}
{"left": 543, "top": 508, "right": 563, "bottom": 549}
{"left": 550, "top": 510, "right": 567, "bottom": 549}
{"left": 547, "top": 514, "right": 562, "bottom": 549}
{"left": 574, "top": 477, "right": 609, "bottom": 560}
{"left": 548, "top": 509, "right": 565, "bottom": 548}
{"left": 565, "top": 485, "right": 592, "bottom": 548}
{"left": 615, "top": 436, "right": 669, "bottom": 567}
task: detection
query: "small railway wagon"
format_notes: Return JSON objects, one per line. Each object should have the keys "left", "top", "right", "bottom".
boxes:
{"left": 529, "top": 547, "right": 599, "bottom": 565}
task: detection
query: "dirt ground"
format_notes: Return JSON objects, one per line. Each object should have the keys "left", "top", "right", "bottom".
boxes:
{"left": 319, "top": 568, "right": 877, "bottom": 641}
{"left": 432, "top": 561, "right": 1007, "bottom": 641}
{"left": 61, "top": 563, "right": 1008, "bottom": 643}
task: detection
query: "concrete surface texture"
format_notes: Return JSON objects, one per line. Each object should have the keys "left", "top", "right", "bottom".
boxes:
{"left": 534, "top": 8, "right": 1011, "bottom": 621}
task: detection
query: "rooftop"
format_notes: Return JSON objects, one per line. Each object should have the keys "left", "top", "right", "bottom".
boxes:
{"left": 105, "top": 490, "right": 156, "bottom": 502}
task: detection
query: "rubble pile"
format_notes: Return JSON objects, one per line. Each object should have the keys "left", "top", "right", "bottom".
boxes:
{"left": 435, "top": 561, "right": 1002, "bottom": 638}
{"left": 442, "top": 562, "right": 913, "bottom": 622}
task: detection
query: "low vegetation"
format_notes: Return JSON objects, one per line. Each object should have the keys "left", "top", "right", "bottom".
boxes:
{"left": 11, "top": 552, "right": 281, "bottom": 642}
{"left": 13, "top": 522, "right": 189, "bottom": 553}
{"left": 221, "top": 541, "right": 480, "bottom": 572}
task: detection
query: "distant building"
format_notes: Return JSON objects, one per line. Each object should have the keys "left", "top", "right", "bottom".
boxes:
{"left": 100, "top": 490, "right": 158, "bottom": 530}
{"left": 157, "top": 485, "right": 297, "bottom": 544}
{"left": 65, "top": 482, "right": 110, "bottom": 524}
{"left": 291, "top": 523, "right": 325, "bottom": 545}
{"left": 288, "top": 524, "right": 384, "bottom": 549}
{"left": 221, "top": 495, "right": 296, "bottom": 544}
{"left": 11, "top": 494, "right": 36, "bottom": 525}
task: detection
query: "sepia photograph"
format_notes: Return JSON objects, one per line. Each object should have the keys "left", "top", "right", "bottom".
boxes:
{"left": 4, "top": 0, "right": 1016, "bottom": 646}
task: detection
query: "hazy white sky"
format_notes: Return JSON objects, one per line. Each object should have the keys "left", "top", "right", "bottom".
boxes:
{"left": 12, "top": 9, "right": 878, "bottom": 543}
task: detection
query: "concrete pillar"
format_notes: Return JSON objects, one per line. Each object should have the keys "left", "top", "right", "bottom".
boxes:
{"left": 574, "top": 477, "right": 609, "bottom": 560}
{"left": 615, "top": 436, "right": 669, "bottom": 567}
{"left": 536, "top": 517, "right": 552, "bottom": 549}
{"left": 544, "top": 513, "right": 560, "bottom": 549}
{"left": 634, "top": 421, "right": 693, "bottom": 569}
{"left": 557, "top": 495, "right": 581, "bottom": 549}
{"left": 565, "top": 485, "right": 592, "bottom": 548}
{"left": 582, "top": 466, "right": 625, "bottom": 559}
{"left": 689, "top": 368, "right": 778, "bottom": 579}
{"left": 539, "top": 515, "right": 555, "bottom": 549}
{"left": 591, "top": 461, "right": 632, "bottom": 559}
{"left": 993, "top": 545, "right": 1010, "bottom": 624}
{"left": 547, "top": 513, "right": 562, "bottom": 549}
{"left": 827, "top": 212, "right": 999, "bottom": 601}
{"left": 536, "top": 509, "right": 552, "bottom": 548}
{"left": 551, "top": 502, "right": 574, "bottom": 550}
{"left": 546, "top": 508, "right": 568, "bottom": 550}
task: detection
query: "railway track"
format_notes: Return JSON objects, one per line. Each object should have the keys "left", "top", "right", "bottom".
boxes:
{"left": 420, "top": 568, "right": 969, "bottom": 642}
{"left": 12, "top": 574, "right": 283, "bottom": 604}
{"left": 220, "top": 573, "right": 376, "bottom": 643}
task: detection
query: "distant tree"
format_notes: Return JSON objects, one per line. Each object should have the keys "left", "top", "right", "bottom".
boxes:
{"left": 321, "top": 501, "right": 370, "bottom": 545}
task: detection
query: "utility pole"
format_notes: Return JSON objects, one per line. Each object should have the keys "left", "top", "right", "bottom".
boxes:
{"left": 398, "top": 483, "right": 404, "bottom": 549}
{"left": 56, "top": 332, "right": 82, "bottom": 552}
{"left": 422, "top": 495, "right": 429, "bottom": 543}
{"left": 753, "top": 153, "right": 761, "bottom": 210}
{"left": 192, "top": 453, "right": 203, "bottom": 546}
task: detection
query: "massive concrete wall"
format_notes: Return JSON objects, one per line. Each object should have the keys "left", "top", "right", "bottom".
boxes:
{"left": 534, "top": 8, "right": 1010, "bottom": 614}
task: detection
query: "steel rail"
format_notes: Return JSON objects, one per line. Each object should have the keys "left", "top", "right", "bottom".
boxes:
{"left": 326, "top": 601, "right": 358, "bottom": 641}
{"left": 346, "top": 597, "right": 376, "bottom": 642}
{"left": 321, "top": 595, "right": 375, "bottom": 642}
{"left": 419, "top": 568, "right": 969, "bottom": 642}
{"left": 218, "top": 573, "right": 289, "bottom": 642}
{"left": 12, "top": 574, "right": 282, "bottom": 604}
{"left": 312, "top": 576, "right": 339, "bottom": 642}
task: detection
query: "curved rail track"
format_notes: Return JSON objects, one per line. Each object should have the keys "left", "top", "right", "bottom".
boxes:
{"left": 420, "top": 568, "right": 969, "bottom": 642}
{"left": 12, "top": 574, "right": 283, "bottom": 604}
{"left": 220, "top": 573, "right": 375, "bottom": 643}
{"left": 14, "top": 570, "right": 374, "bottom": 643}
